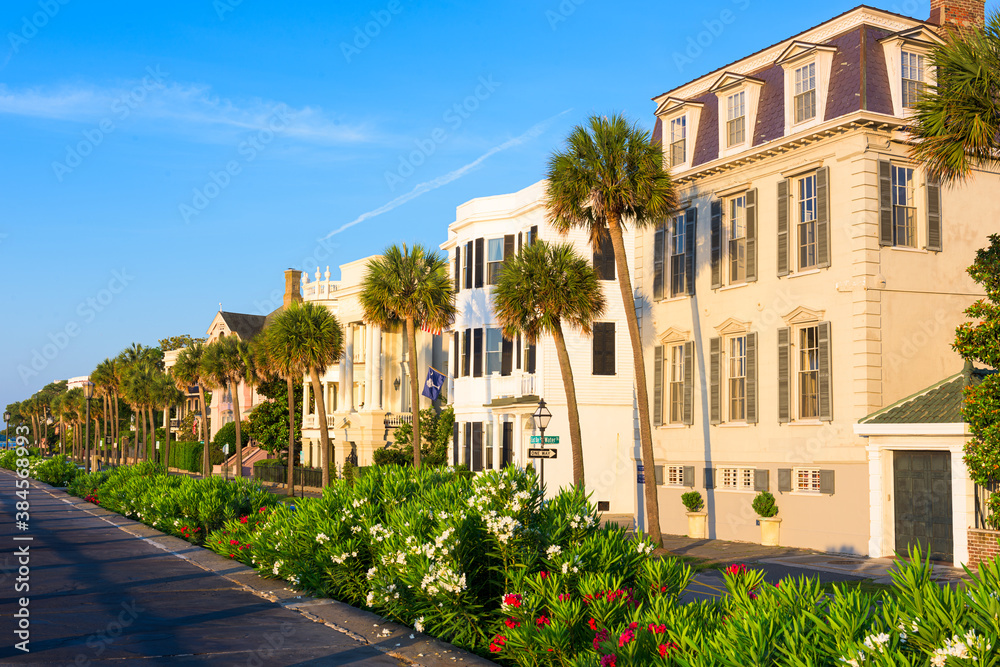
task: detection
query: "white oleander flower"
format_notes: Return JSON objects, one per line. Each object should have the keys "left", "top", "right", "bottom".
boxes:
{"left": 413, "top": 617, "right": 424, "bottom": 633}
{"left": 546, "top": 545, "right": 562, "bottom": 558}
{"left": 315, "top": 532, "right": 330, "bottom": 544}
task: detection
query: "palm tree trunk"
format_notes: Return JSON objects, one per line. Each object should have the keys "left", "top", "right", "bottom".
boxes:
{"left": 31, "top": 414, "right": 38, "bottom": 447}
{"left": 309, "top": 367, "right": 332, "bottom": 487}
{"left": 286, "top": 374, "right": 296, "bottom": 496}
{"left": 198, "top": 384, "right": 210, "bottom": 477}
{"left": 607, "top": 215, "right": 662, "bottom": 544}
{"left": 406, "top": 317, "right": 422, "bottom": 468}
{"left": 140, "top": 407, "right": 147, "bottom": 463}
{"left": 231, "top": 380, "right": 243, "bottom": 478}
{"left": 163, "top": 406, "right": 171, "bottom": 470}
{"left": 148, "top": 407, "right": 156, "bottom": 464}
{"left": 551, "top": 322, "right": 585, "bottom": 487}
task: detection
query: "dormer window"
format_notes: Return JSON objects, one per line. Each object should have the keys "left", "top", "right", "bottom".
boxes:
{"left": 726, "top": 92, "right": 746, "bottom": 147}
{"left": 901, "top": 51, "right": 926, "bottom": 108}
{"left": 669, "top": 116, "right": 687, "bottom": 167}
{"left": 793, "top": 63, "right": 817, "bottom": 123}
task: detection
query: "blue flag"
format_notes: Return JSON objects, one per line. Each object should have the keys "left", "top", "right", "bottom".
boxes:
{"left": 422, "top": 367, "right": 445, "bottom": 401}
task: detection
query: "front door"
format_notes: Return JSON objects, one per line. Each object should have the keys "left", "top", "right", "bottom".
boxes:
{"left": 893, "top": 451, "right": 953, "bottom": 562}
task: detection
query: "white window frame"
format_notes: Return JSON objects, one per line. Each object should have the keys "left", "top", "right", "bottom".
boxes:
{"left": 666, "top": 465, "right": 685, "bottom": 487}
{"left": 726, "top": 334, "right": 747, "bottom": 423}
{"left": 880, "top": 32, "right": 940, "bottom": 118}
{"left": 486, "top": 238, "right": 504, "bottom": 285}
{"left": 726, "top": 91, "right": 746, "bottom": 148}
{"left": 668, "top": 343, "right": 685, "bottom": 424}
{"left": 796, "top": 324, "right": 820, "bottom": 421}
{"left": 795, "top": 173, "right": 818, "bottom": 272}
{"left": 794, "top": 467, "right": 822, "bottom": 493}
{"left": 668, "top": 214, "right": 687, "bottom": 297}
{"left": 720, "top": 466, "right": 756, "bottom": 491}
{"left": 725, "top": 193, "right": 747, "bottom": 285}
{"left": 777, "top": 44, "right": 835, "bottom": 135}
{"left": 901, "top": 50, "right": 926, "bottom": 109}
{"left": 793, "top": 62, "right": 817, "bottom": 124}
{"left": 485, "top": 327, "right": 503, "bottom": 376}
{"left": 668, "top": 115, "right": 687, "bottom": 168}
{"left": 891, "top": 164, "right": 917, "bottom": 248}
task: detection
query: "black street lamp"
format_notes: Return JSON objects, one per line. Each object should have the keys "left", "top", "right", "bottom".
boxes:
{"left": 532, "top": 399, "right": 552, "bottom": 488}
{"left": 83, "top": 381, "right": 94, "bottom": 473}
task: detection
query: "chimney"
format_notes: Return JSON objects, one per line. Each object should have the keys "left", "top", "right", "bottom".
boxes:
{"left": 929, "top": 0, "right": 985, "bottom": 32}
{"left": 283, "top": 268, "right": 302, "bottom": 308}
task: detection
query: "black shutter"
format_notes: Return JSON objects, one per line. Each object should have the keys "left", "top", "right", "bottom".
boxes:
{"left": 684, "top": 207, "right": 696, "bottom": 296}
{"left": 746, "top": 332, "right": 758, "bottom": 424}
{"left": 819, "top": 469, "right": 835, "bottom": 494}
{"left": 777, "top": 327, "right": 791, "bottom": 423}
{"left": 746, "top": 188, "right": 758, "bottom": 282}
{"left": 778, "top": 468, "right": 792, "bottom": 493}
{"left": 704, "top": 468, "right": 716, "bottom": 489}
{"left": 503, "top": 234, "right": 515, "bottom": 264}
{"left": 710, "top": 200, "right": 722, "bottom": 289}
{"left": 518, "top": 232, "right": 523, "bottom": 254}
{"left": 654, "top": 465, "right": 664, "bottom": 486}
{"left": 777, "top": 179, "right": 789, "bottom": 276}
{"left": 683, "top": 341, "right": 694, "bottom": 425}
{"left": 593, "top": 233, "right": 615, "bottom": 281}
{"left": 653, "top": 225, "right": 665, "bottom": 301}
{"left": 818, "top": 321, "right": 833, "bottom": 422}
{"left": 879, "top": 161, "right": 893, "bottom": 246}
{"left": 452, "top": 421, "right": 459, "bottom": 465}
{"left": 926, "top": 176, "right": 942, "bottom": 251}
{"left": 501, "top": 337, "right": 513, "bottom": 376}
{"left": 709, "top": 337, "right": 721, "bottom": 425}
{"left": 462, "top": 329, "right": 471, "bottom": 377}
{"left": 754, "top": 469, "right": 769, "bottom": 492}
{"left": 682, "top": 466, "right": 694, "bottom": 487}
{"left": 474, "top": 237, "right": 484, "bottom": 288}
{"left": 653, "top": 345, "right": 664, "bottom": 426}
{"left": 454, "top": 247, "right": 461, "bottom": 292}
{"left": 464, "top": 241, "right": 473, "bottom": 289}
{"left": 526, "top": 343, "right": 536, "bottom": 374}
{"left": 530, "top": 225, "right": 538, "bottom": 245}
{"left": 464, "top": 422, "right": 472, "bottom": 467}
{"left": 453, "top": 332, "right": 459, "bottom": 377}
{"left": 516, "top": 334, "right": 521, "bottom": 370}
{"left": 817, "top": 166, "right": 831, "bottom": 268}
{"left": 593, "top": 322, "right": 615, "bottom": 375}
{"left": 472, "top": 422, "right": 483, "bottom": 471}
{"left": 473, "top": 328, "right": 483, "bottom": 378}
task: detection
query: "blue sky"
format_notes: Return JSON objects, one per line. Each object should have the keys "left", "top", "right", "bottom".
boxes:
{"left": 1, "top": 0, "right": 942, "bottom": 410}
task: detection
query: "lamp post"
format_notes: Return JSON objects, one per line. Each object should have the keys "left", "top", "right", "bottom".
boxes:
{"left": 83, "top": 381, "right": 94, "bottom": 473}
{"left": 3, "top": 411, "right": 10, "bottom": 450}
{"left": 532, "top": 399, "right": 552, "bottom": 489}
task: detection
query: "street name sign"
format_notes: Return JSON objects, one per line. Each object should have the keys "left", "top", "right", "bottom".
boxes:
{"left": 529, "top": 435, "right": 558, "bottom": 444}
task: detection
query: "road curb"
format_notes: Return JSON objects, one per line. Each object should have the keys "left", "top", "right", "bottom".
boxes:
{"left": 26, "top": 476, "right": 496, "bottom": 667}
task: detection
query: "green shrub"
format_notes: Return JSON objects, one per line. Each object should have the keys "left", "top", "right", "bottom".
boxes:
{"left": 213, "top": 421, "right": 249, "bottom": 450}
{"left": 681, "top": 491, "right": 704, "bottom": 513}
{"left": 166, "top": 441, "right": 205, "bottom": 474}
{"left": 752, "top": 491, "right": 778, "bottom": 518}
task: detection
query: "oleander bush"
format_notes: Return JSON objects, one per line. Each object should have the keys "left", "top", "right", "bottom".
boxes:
{"left": 0, "top": 451, "right": 79, "bottom": 486}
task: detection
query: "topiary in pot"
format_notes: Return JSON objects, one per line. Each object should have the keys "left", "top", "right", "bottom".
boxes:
{"left": 752, "top": 491, "right": 778, "bottom": 518}
{"left": 681, "top": 491, "right": 704, "bottom": 513}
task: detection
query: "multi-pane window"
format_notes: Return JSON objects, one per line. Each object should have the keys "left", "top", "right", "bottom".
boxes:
{"left": 666, "top": 465, "right": 685, "bottom": 487}
{"left": 795, "top": 468, "right": 822, "bottom": 493}
{"left": 669, "top": 116, "right": 687, "bottom": 166}
{"left": 794, "top": 63, "right": 817, "bottom": 123}
{"left": 669, "top": 215, "right": 687, "bottom": 296}
{"left": 891, "top": 165, "right": 916, "bottom": 248}
{"left": 901, "top": 51, "right": 926, "bottom": 109}
{"left": 798, "top": 326, "right": 820, "bottom": 419}
{"left": 728, "top": 195, "right": 747, "bottom": 284}
{"left": 797, "top": 174, "right": 818, "bottom": 270}
{"left": 485, "top": 327, "right": 503, "bottom": 375}
{"left": 669, "top": 344, "right": 685, "bottom": 424}
{"left": 728, "top": 336, "right": 747, "bottom": 422}
{"left": 726, "top": 91, "right": 746, "bottom": 147}
{"left": 720, "top": 467, "right": 755, "bottom": 491}
{"left": 487, "top": 238, "right": 504, "bottom": 285}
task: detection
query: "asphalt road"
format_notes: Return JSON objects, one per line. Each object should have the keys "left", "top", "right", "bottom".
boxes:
{"left": 0, "top": 471, "right": 408, "bottom": 666}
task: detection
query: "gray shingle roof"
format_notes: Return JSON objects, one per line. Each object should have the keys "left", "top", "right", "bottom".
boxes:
{"left": 219, "top": 311, "right": 268, "bottom": 341}
{"left": 860, "top": 366, "right": 995, "bottom": 424}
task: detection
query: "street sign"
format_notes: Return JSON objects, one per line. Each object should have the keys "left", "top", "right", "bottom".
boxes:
{"left": 527, "top": 448, "right": 557, "bottom": 459}
{"left": 529, "top": 435, "right": 558, "bottom": 444}
{"left": 637, "top": 463, "right": 645, "bottom": 484}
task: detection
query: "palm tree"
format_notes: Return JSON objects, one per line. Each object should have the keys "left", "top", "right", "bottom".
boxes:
{"left": 202, "top": 336, "right": 251, "bottom": 478}
{"left": 264, "top": 301, "right": 343, "bottom": 487}
{"left": 547, "top": 113, "right": 677, "bottom": 543}
{"left": 493, "top": 241, "right": 606, "bottom": 486}
{"left": 172, "top": 343, "right": 212, "bottom": 476}
{"left": 360, "top": 244, "right": 456, "bottom": 468}
{"left": 154, "top": 373, "right": 183, "bottom": 469}
{"left": 91, "top": 359, "right": 116, "bottom": 467}
{"left": 255, "top": 334, "right": 299, "bottom": 496}
{"left": 909, "top": 12, "right": 1000, "bottom": 182}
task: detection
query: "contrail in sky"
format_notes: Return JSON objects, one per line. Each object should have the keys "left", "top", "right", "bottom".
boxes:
{"left": 320, "top": 109, "right": 572, "bottom": 240}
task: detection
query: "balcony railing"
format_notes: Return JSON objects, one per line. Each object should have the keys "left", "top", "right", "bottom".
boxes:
{"left": 490, "top": 372, "right": 536, "bottom": 399}
{"left": 384, "top": 413, "right": 413, "bottom": 428}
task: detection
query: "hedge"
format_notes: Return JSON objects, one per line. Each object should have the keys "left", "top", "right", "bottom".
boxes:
{"left": 166, "top": 441, "right": 204, "bottom": 474}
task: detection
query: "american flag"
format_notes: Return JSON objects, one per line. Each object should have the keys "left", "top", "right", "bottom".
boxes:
{"left": 420, "top": 323, "right": 442, "bottom": 336}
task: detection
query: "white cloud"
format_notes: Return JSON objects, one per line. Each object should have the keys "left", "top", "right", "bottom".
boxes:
{"left": 0, "top": 78, "right": 371, "bottom": 145}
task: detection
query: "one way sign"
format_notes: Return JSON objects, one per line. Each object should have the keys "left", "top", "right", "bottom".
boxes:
{"left": 527, "top": 448, "right": 557, "bottom": 459}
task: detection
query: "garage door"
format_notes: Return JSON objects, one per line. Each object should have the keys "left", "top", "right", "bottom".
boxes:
{"left": 893, "top": 451, "right": 952, "bottom": 562}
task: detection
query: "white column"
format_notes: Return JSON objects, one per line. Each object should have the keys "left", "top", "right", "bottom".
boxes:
{"left": 364, "top": 324, "right": 374, "bottom": 410}
{"left": 952, "top": 445, "right": 972, "bottom": 567}
{"left": 492, "top": 414, "right": 502, "bottom": 471}
{"left": 514, "top": 414, "right": 523, "bottom": 467}
{"left": 373, "top": 325, "right": 383, "bottom": 410}
{"left": 867, "top": 445, "right": 885, "bottom": 558}
{"left": 345, "top": 324, "right": 355, "bottom": 412}
{"left": 338, "top": 353, "right": 347, "bottom": 414}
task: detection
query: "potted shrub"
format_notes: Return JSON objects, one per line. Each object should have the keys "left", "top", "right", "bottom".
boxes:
{"left": 752, "top": 491, "right": 780, "bottom": 546}
{"left": 681, "top": 491, "right": 707, "bottom": 539}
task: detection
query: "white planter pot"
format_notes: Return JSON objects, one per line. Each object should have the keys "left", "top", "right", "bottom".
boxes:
{"left": 687, "top": 512, "right": 708, "bottom": 539}
{"left": 760, "top": 517, "right": 781, "bottom": 546}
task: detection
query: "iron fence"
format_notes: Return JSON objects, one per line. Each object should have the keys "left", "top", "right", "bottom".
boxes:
{"left": 253, "top": 463, "right": 322, "bottom": 489}
{"left": 974, "top": 480, "right": 999, "bottom": 530}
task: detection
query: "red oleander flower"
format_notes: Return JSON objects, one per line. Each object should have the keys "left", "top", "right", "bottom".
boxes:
{"left": 503, "top": 593, "right": 522, "bottom": 608}
{"left": 229, "top": 554, "right": 235, "bottom": 558}
{"left": 229, "top": 539, "right": 239, "bottom": 546}
{"left": 240, "top": 516, "right": 248, "bottom": 524}
{"left": 593, "top": 629, "right": 609, "bottom": 651}
{"left": 648, "top": 623, "right": 667, "bottom": 634}
{"left": 600, "top": 655, "right": 616, "bottom": 667}
{"left": 658, "top": 642, "right": 680, "bottom": 657}
{"left": 259, "top": 507, "right": 267, "bottom": 513}
{"left": 558, "top": 593, "right": 571, "bottom": 601}
{"left": 504, "top": 617, "right": 520, "bottom": 629}
{"left": 539, "top": 571, "right": 548, "bottom": 579}
{"left": 618, "top": 629, "right": 635, "bottom": 647}
{"left": 536, "top": 615, "right": 551, "bottom": 627}
{"left": 725, "top": 563, "right": 748, "bottom": 576}
{"left": 489, "top": 643, "right": 501, "bottom": 653}
{"left": 588, "top": 618, "right": 598, "bottom": 631}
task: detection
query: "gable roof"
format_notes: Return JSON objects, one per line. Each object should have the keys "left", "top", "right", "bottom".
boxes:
{"left": 860, "top": 365, "right": 995, "bottom": 425}
{"left": 218, "top": 311, "right": 268, "bottom": 341}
